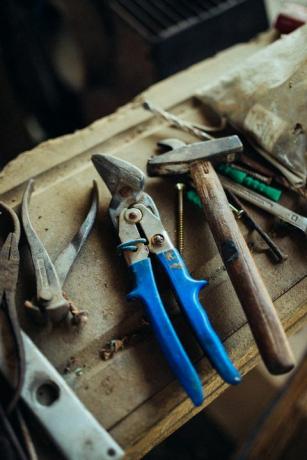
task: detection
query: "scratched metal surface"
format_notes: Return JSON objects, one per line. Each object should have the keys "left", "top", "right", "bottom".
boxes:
{"left": 1, "top": 33, "right": 307, "bottom": 459}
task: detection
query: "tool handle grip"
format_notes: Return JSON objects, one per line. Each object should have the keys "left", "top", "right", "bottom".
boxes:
{"left": 127, "top": 258, "right": 203, "bottom": 406}
{"left": 156, "top": 249, "right": 241, "bottom": 384}
{"left": 191, "top": 161, "right": 295, "bottom": 375}
{"left": 218, "top": 163, "right": 282, "bottom": 202}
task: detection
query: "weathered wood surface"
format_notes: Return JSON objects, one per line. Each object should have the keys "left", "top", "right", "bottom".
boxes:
{"left": 237, "top": 352, "right": 307, "bottom": 460}
{"left": 1, "top": 31, "right": 306, "bottom": 459}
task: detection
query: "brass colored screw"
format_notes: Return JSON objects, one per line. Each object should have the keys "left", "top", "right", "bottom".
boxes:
{"left": 175, "top": 183, "right": 185, "bottom": 254}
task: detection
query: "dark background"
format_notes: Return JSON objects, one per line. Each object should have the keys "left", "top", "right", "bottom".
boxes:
{"left": 0, "top": 0, "right": 268, "bottom": 169}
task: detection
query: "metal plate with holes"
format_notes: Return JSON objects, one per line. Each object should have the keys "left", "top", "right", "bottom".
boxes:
{"left": 0, "top": 332, "right": 124, "bottom": 460}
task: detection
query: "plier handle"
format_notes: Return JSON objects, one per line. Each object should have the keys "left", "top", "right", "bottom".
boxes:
{"left": 21, "top": 179, "right": 98, "bottom": 323}
{"left": 92, "top": 154, "right": 241, "bottom": 406}
{"left": 0, "top": 201, "right": 25, "bottom": 414}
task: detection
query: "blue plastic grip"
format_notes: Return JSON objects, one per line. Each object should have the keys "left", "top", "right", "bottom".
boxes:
{"left": 127, "top": 258, "right": 203, "bottom": 406}
{"left": 156, "top": 249, "right": 241, "bottom": 385}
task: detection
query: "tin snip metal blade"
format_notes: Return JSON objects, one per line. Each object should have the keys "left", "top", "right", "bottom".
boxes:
{"left": 92, "top": 154, "right": 241, "bottom": 407}
{"left": 21, "top": 179, "right": 99, "bottom": 324}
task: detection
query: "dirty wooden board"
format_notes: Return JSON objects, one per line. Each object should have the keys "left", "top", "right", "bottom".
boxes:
{"left": 1, "top": 31, "right": 307, "bottom": 459}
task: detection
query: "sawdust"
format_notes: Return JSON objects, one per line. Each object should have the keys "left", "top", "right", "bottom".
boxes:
{"left": 99, "top": 318, "right": 151, "bottom": 361}
{"left": 63, "top": 292, "right": 89, "bottom": 326}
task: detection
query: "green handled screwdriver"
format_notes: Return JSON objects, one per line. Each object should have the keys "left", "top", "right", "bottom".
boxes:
{"left": 217, "top": 163, "right": 282, "bottom": 202}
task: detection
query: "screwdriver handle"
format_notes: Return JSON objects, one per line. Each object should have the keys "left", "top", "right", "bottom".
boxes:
{"left": 190, "top": 160, "right": 295, "bottom": 375}
{"left": 217, "top": 163, "right": 282, "bottom": 202}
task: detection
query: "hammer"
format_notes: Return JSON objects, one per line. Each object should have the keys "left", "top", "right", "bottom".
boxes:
{"left": 148, "top": 136, "right": 295, "bottom": 375}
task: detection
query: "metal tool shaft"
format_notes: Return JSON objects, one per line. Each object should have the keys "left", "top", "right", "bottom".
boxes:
{"left": 22, "top": 179, "right": 98, "bottom": 323}
{"left": 175, "top": 183, "right": 185, "bottom": 254}
{"left": 54, "top": 181, "right": 99, "bottom": 286}
{"left": 0, "top": 331, "right": 123, "bottom": 460}
{"left": 227, "top": 191, "right": 288, "bottom": 263}
{"left": 0, "top": 202, "right": 25, "bottom": 414}
{"left": 143, "top": 100, "right": 220, "bottom": 139}
{"left": 220, "top": 176, "right": 307, "bottom": 234}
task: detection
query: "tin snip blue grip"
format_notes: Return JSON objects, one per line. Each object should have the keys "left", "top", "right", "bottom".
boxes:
{"left": 92, "top": 154, "right": 241, "bottom": 406}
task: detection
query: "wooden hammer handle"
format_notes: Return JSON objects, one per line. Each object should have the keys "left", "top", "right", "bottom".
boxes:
{"left": 191, "top": 161, "right": 295, "bottom": 375}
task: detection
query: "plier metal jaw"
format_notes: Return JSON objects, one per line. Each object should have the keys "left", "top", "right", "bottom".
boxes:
{"left": 21, "top": 179, "right": 98, "bottom": 324}
{"left": 93, "top": 154, "right": 241, "bottom": 406}
{"left": 0, "top": 201, "right": 25, "bottom": 413}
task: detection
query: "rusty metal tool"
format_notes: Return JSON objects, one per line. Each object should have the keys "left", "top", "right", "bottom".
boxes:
{"left": 21, "top": 179, "right": 98, "bottom": 324}
{"left": 0, "top": 202, "right": 25, "bottom": 414}
{"left": 231, "top": 163, "right": 272, "bottom": 184}
{"left": 185, "top": 188, "right": 287, "bottom": 263}
{"left": 0, "top": 203, "right": 123, "bottom": 460}
{"left": 143, "top": 100, "right": 226, "bottom": 138}
{"left": 221, "top": 176, "right": 307, "bottom": 235}
{"left": 148, "top": 138, "right": 295, "bottom": 375}
{"left": 92, "top": 154, "right": 241, "bottom": 407}
{"left": 0, "top": 329, "right": 124, "bottom": 460}
{"left": 0, "top": 202, "right": 33, "bottom": 460}
{"left": 226, "top": 191, "right": 288, "bottom": 263}
{"left": 175, "top": 182, "right": 185, "bottom": 254}
{"left": 151, "top": 135, "right": 241, "bottom": 176}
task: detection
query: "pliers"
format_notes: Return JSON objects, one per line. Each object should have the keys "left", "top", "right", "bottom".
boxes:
{"left": 21, "top": 179, "right": 98, "bottom": 324}
{"left": 0, "top": 201, "right": 25, "bottom": 414}
{"left": 92, "top": 154, "right": 241, "bottom": 406}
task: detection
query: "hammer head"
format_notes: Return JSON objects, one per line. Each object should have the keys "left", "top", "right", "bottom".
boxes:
{"left": 147, "top": 135, "right": 243, "bottom": 176}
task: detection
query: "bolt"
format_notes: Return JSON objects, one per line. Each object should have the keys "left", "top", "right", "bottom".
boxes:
{"left": 151, "top": 234, "right": 164, "bottom": 247}
{"left": 175, "top": 183, "right": 185, "bottom": 254}
{"left": 124, "top": 208, "right": 142, "bottom": 223}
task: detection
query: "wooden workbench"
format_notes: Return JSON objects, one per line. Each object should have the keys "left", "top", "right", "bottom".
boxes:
{"left": 1, "top": 31, "right": 306, "bottom": 459}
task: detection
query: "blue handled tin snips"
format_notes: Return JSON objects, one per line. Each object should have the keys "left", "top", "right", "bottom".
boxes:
{"left": 92, "top": 154, "right": 241, "bottom": 406}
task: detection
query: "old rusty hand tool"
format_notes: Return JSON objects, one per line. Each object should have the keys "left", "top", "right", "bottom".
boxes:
{"left": 0, "top": 202, "right": 25, "bottom": 414}
{"left": 0, "top": 331, "right": 124, "bottom": 460}
{"left": 0, "top": 203, "right": 123, "bottom": 460}
{"left": 226, "top": 191, "right": 288, "bottom": 264}
{"left": 148, "top": 138, "right": 295, "bottom": 375}
{"left": 21, "top": 179, "right": 98, "bottom": 324}
{"left": 221, "top": 176, "right": 307, "bottom": 235}
{"left": 92, "top": 154, "right": 241, "bottom": 407}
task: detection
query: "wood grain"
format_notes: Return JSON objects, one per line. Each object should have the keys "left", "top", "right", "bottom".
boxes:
{"left": 191, "top": 160, "right": 295, "bottom": 374}
{"left": 238, "top": 352, "right": 307, "bottom": 460}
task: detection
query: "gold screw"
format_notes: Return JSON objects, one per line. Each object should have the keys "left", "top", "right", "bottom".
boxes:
{"left": 175, "top": 183, "right": 185, "bottom": 254}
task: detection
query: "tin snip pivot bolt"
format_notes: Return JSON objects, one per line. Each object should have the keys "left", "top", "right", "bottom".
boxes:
{"left": 92, "top": 154, "right": 241, "bottom": 406}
